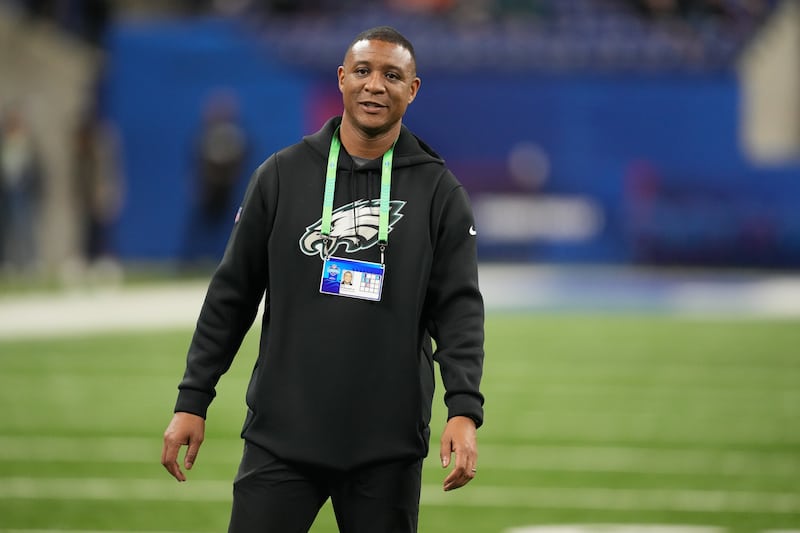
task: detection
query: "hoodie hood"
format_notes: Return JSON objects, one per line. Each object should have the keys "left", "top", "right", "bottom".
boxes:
{"left": 303, "top": 116, "right": 444, "bottom": 170}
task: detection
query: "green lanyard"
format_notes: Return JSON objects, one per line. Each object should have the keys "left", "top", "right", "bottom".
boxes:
{"left": 321, "top": 127, "right": 395, "bottom": 262}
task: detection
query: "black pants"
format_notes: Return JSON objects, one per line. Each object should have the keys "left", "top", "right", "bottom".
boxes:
{"left": 228, "top": 441, "right": 423, "bottom": 533}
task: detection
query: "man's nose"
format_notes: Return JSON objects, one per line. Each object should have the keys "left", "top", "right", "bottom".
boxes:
{"left": 364, "top": 72, "right": 385, "bottom": 92}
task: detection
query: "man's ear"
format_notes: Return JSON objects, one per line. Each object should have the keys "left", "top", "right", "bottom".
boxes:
{"left": 337, "top": 66, "right": 345, "bottom": 94}
{"left": 408, "top": 77, "right": 421, "bottom": 104}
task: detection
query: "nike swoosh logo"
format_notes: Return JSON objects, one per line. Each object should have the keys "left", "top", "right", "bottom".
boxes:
{"left": 469, "top": 226, "right": 477, "bottom": 236}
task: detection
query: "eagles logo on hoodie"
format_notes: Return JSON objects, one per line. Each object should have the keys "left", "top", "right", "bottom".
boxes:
{"left": 299, "top": 198, "right": 406, "bottom": 258}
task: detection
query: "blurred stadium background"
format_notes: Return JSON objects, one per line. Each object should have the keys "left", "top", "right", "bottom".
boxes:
{"left": 0, "top": 0, "right": 798, "bottom": 532}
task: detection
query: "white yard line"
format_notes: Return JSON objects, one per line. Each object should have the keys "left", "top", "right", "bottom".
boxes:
{"left": 1, "top": 436, "right": 797, "bottom": 478}
{"left": 505, "top": 527, "right": 726, "bottom": 533}
{"left": 0, "top": 524, "right": 800, "bottom": 533}
{"left": 422, "top": 485, "right": 800, "bottom": 513}
{"left": 477, "top": 444, "right": 800, "bottom": 477}
{"left": 0, "top": 478, "right": 798, "bottom": 514}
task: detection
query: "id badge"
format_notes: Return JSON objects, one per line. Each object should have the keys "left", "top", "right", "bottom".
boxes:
{"left": 320, "top": 256, "right": 385, "bottom": 301}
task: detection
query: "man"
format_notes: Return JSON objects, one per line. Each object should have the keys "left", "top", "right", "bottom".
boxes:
{"left": 161, "top": 26, "right": 485, "bottom": 532}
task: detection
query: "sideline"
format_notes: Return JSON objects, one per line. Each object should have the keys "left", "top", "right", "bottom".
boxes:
{"left": 1, "top": 265, "right": 800, "bottom": 340}
{"left": 0, "top": 280, "right": 207, "bottom": 339}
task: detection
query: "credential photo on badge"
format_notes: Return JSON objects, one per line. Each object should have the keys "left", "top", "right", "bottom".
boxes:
{"left": 320, "top": 256, "right": 385, "bottom": 302}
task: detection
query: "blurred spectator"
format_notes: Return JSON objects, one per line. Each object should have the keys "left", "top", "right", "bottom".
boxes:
{"left": 181, "top": 89, "right": 249, "bottom": 268}
{"left": 71, "top": 104, "right": 124, "bottom": 280}
{"left": 629, "top": 0, "right": 685, "bottom": 19}
{"left": 0, "top": 104, "right": 44, "bottom": 275}
{"left": 493, "top": 0, "right": 551, "bottom": 19}
{"left": 17, "top": 0, "right": 113, "bottom": 47}
{"left": 79, "top": 0, "right": 112, "bottom": 47}
{"left": 386, "top": 0, "right": 456, "bottom": 15}
{"left": 176, "top": 0, "right": 214, "bottom": 15}
{"left": 628, "top": 0, "right": 774, "bottom": 22}
{"left": 262, "top": 0, "right": 331, "bottom": 15}
{"left": 19, "top": 0, "right": 58, "bottom": 20}
{"left": 210, "top": 0, "right": 256, "bottom": 17}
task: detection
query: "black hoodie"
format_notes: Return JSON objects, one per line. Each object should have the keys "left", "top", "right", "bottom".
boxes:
{"left": 175, "top": 117, "right": 484, "bottom": 469}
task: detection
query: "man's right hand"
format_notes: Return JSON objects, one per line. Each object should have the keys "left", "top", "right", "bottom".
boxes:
{"left": 161, "top": 411, "right": 205, "bottom": 482}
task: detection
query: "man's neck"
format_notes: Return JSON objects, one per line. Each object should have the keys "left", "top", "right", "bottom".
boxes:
{"left": 338, "top": 118, "right": 400, "bottom": 159}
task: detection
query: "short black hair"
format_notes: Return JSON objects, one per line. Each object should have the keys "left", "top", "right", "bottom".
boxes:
{"left": 345, "top": 26, "right": 417, "bottom": 72}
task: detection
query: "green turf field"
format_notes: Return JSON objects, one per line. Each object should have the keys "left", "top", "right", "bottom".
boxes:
{"left": 0, "top": 314, "right": 798, "bottom": 532}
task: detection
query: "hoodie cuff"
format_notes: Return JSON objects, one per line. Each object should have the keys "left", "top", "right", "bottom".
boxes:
{"left": 174, "top": 388, "right": 214, "bottom": 419}
{"left": 446, "top": 393, "right": 484, "bottom": 429}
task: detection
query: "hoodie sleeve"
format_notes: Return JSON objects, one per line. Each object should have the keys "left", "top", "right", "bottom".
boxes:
{"left": 174, "top": 156, "right": 277, "bottom": 418}
{"left": 425, "top": 177, "right": 485, "bottom": 427}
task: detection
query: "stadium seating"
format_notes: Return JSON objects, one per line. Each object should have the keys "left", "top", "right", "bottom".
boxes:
{"left": 251, "top": 0, "right": 778, "bottom": 72}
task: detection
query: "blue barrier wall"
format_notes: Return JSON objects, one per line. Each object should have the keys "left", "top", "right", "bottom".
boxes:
{"left": 106, "top": 18, "right": 310, "bottom": 261}
{"left": 105, "top": 18, "right": 800, "bottom": 267}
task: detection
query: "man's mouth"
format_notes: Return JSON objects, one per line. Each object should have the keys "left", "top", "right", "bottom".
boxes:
{"left": 360, "top": 102, "right": 386, "bottom": 110}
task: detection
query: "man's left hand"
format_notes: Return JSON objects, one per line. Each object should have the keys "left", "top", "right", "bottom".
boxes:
{"left": 439, "top": 415, "right": 478, "bottom": 491}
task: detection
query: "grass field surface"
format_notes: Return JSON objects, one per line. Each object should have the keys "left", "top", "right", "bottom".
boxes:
{"left": 1, "top": 311, "right": 799, "bottom": 532}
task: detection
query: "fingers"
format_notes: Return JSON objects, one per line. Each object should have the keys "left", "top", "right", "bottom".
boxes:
{"left": 161, "top": 437, "right": 187, "bottom": 482}
{"left": 440, "top": 416, "right": 478, "bottom": 491}
{"left": 439, "top": 438, "right": 452, "bottom": 469}
{"left": 185, "top": 438, "right": 201, "bottom": 470}
{"left": 442, "top": 448, "right": 477, "bottom": 491}
{"left": 161, "top": 412, "right": 205, "bottom": 482}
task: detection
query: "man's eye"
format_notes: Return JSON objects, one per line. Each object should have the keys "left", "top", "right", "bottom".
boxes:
{"left": 356, "top": 68, "right": 369, "bottom": 75}
{"left": 386, "top": 73, "right": 399, "bottom": 80}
